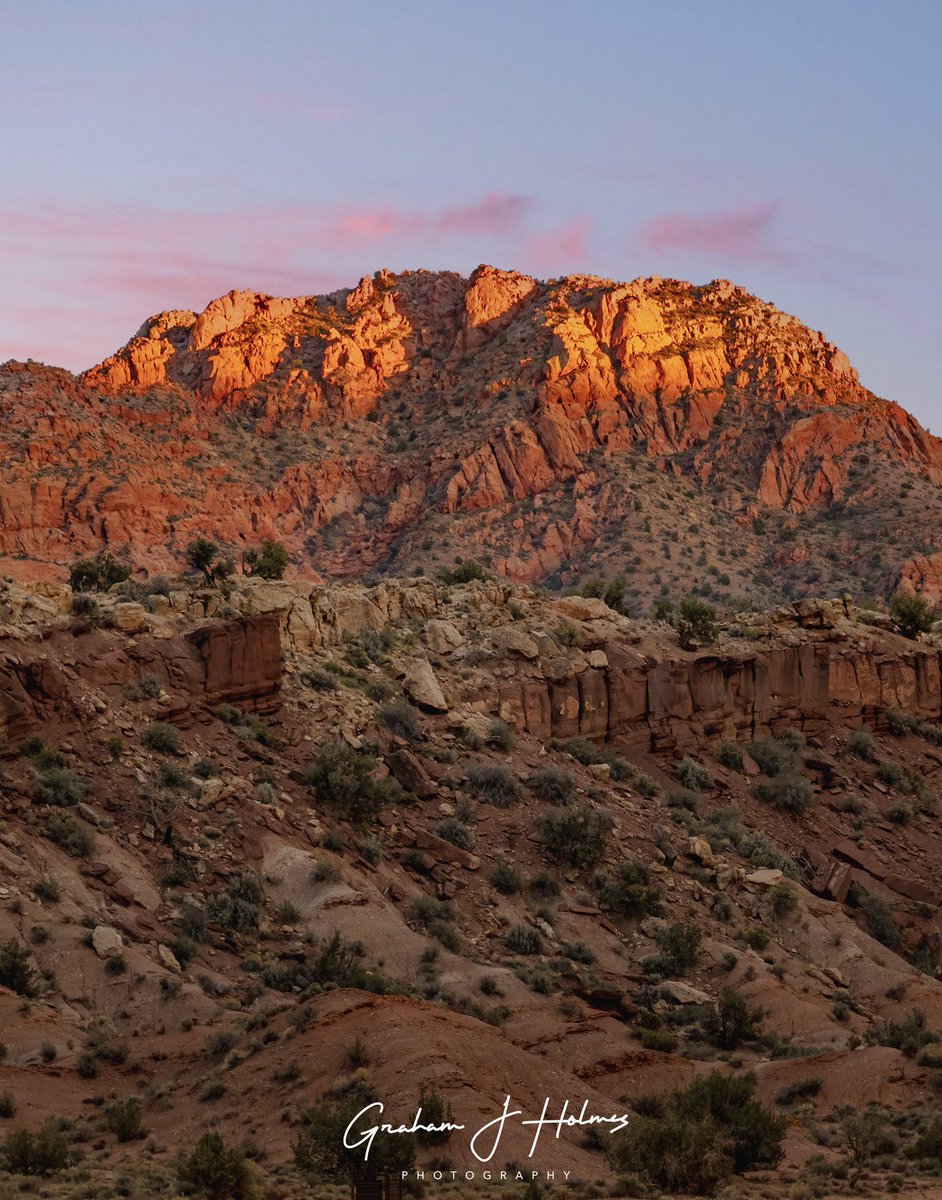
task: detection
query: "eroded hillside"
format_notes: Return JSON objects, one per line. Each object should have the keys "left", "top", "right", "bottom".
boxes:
{"left": 2, "top": 574, "right": 942, "bottom": 1196}
{"left": 3, "top": 266, "right": 942, "bottom": 605}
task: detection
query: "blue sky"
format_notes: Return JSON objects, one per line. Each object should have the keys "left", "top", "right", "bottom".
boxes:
{"left": 1, "top": 0, "right": 939, "bottom": 428}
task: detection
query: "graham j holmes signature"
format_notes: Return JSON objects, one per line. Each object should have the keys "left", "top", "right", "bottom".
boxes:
{"left": 344, "top": 1097, "right": 630, "bottom": 1163}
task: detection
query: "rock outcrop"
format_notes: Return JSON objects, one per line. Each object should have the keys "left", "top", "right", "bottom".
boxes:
{"left": 2, "top": 267, "right": 941, "bottom": 606}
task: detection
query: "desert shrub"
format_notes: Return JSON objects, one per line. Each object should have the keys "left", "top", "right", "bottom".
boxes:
{"left": 486, "top": 718, "right": 515, "bottom": 750}
{"left": 70, "top": 592, "right": 101, "bottom": 620}
{"left": 747, "top": 737, "right": 794, "bottom": 777}
{"left": 358, "top": 834, "right": 383, "bottom": 865}
{"left": 206, "top": 873, "right": 264, "bottom": 932}
{"left": 177, "top": 1131, "right": 256, "bottom": 1199}
{"left": 506, "top": 925, "right": 543, "bottom": 956}
{"left": 142, "top": 721, "right": 182, "bottom": 756}
{"left": 416, "top": 1085, "right": 455, "bottom": 1145}
{"left": 433, "top": 817, "right": 475, "bottom": 851}
{"left": 33, "top": 876, "right": 60, "bottom": 903}
{"left": 106, "top": 1097, "right": 146, "bottom": 1142}
{"left": 0, "top": 943, "right": 35, "bottom": 1001}
{"left": 159, "top": 761, "right": 191, "bottom": 789}
{"left": 45, "top": 811, "right": 95, "bottom": 858}
{"left": 193, "top": 757, "right": 220, "bottom": 779}
{"left": 770, "top": 881, "right": 798, "bottom": 919}
{"left": 68, "top": 551, "right": 131, "bottom": 593}
{"left": 536, "top": 806, "right": 612, "bottom": 868}
{"left": 850, "top": 885, "right": 902, "bottom": 950}
{"left": 737, "top": 830, "right": 799, "bottom": 878}
{"left": 640, "top": 1028, "right": 678, "bottom": 1052}
{"left": 0, "top": 1092, "right": 13, "bottom": 1120}
{"left": 302, "top": 667, "right": 339, "bottom": 692}
{"left": 528, "top": 765, "right": 575, "bottom": 806}
{"left": 294, "top": 1094, "right": 415, "bottom": 1182}
{"left": 242, "top": 540, "right": 290, "bottom": 580}
{"left": 1, "top": 1120, "right": 71, "bottom": 1176}
{"left": 890, "top": 592, "right": 937, "bottom": 640}
{"left": 753, "top": 773, "right": 813, "bottom": 814}
{"left": 775, "top": 1078, "right": 822, "bottom": 1106}
{"left": 654, "top": 922, "right": 702, "bottom": 973}
{"left": 491, "top": 862, "right": 521, "bottom": 894}
{"left": 673, "top": 596, "right": 718, "bottom": 646}
{"left": 464, "top": 762, "right": 522, "bottom": 807}
{"left": 594, "top": 861, "right": 661, "bottom": 917}
{"left": 608, "top": 1071, "right": 783, "bottom": 1193}
{"left": 34, "top": 767, "right": 87, "bottom": 807}
{"left": 183, "top": 538, "right": 233, "bottom": 585}
{"left": 716, "top": 742, "right": 744, "bottom": 770}
{"left": 676, "top": 756, "right": 711, "bottom": 791}
{"left": 376, "top": 701, "right": 424, "bottom": 741}
{"left": 436, "top": 559, "right": 487, "bottom": 585}
{"left": 886, "top": 708, "right": 921, "bottom": 736}
{"left": 849, "top": 726, "right": 875, "bottom": 760}
{"left": 558, "top": 736, "right": 605, "bottom": 765}
{"left": 867, "top": 1009, "right": 935, "bottom": 1057}
{"left": 527, "top": 871, "right": 560, "bottom": 899}
{"left": 303, "top": 741, "right": 400, "bottom": 825}
{"left": 703, "top": 986, "right": 764, "bottom": 1049}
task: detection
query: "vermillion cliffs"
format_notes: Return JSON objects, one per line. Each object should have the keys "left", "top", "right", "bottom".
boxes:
{"left": 3, "top": 265, "right": 941, "bottom": 604}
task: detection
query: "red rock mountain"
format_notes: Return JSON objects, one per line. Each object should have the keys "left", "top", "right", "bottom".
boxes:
{"left": 3, "top": 265, "right": 941, "bottom": 604}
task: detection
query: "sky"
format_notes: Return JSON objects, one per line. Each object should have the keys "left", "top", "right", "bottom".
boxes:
{"left": 1, "top": 0, "right": 939, "bottom": 428}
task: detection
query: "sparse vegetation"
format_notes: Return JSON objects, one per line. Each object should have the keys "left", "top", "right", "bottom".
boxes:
{"left": 536, "top": 806, "right": 612, "bottom": 867}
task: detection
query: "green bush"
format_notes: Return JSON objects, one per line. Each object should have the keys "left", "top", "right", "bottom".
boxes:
{"left": 753, "top": 773, "right": 813, "bottom": 814}
{"left": 486, "top": 718, "right": 515, "bottom": 750}
{"left": 506, "top": 925, "right": 543, "bottom": 955}
{"left": 1, "top": 1121, "right": 71, "bottom": 1176}
{"left": 45, "top": 811, "right": 95, "bottom": 858}
{"left": 142, "top": 721, "right": 182, "bottom": 756}
{"left": 536, "top": 806, "right": 612, "bottom": 868}
{"left": 890, "top": 592, "right": 937, "bottom": 640}
{"left": 0, "top": 1092, "right": 15, "bottom": 1119}
{"left": 850, "top": 885, "right": 902, "bottom": 950}
{"left": 242, "top": 540, "right": 290, "bottom": 581}
{"left": 295, "top": 1093, "right": 415, "bottom": 1182}
{"left": 416, "top": 1085, "right": 455, "bottom": 1145}
{"left": 676, "top": 756, "right": 711, "bottom": 791}
{"left": 491, "top": 862, "right": 521, "bottom": 895}
{"left": 747, "top": 737, "right": 794, "bottom": 777}
{"left": 528, "top": 765, "right": 575, "bottom": 806}
{"left": 608, "top": 1072, "right": 783, "bottom": 1194}
{"left": 0, "top": 940, "right": 36, "bottom": 998}
{"left": 34, "top": 766, "right": 87, "bottom": 807}
{"left": 433, "top": 817, "right": 475, "bottom": 851}
{"left": 849, "top": 726, "right": 874, "bottom": 760}
{"left": 177, "top": 1131, "right": 256, "bottom": 1199}
{"left": 304, "top": 742, "right": 401, "bottom": 825}
{"left": 183, "top": 538, "right": 233, "bottom": 585}
{"left": 716, "top": 742, "right": 744, "bottom": 771}
{"left": 106, "top": 1097, "right": 146, "bottom": 1142}
{"left": 702, "top": 986, "right": 764, "bottom": 1049}
{"left": 653, "top": 922, "right": 702, "bottom": 973}
{"left": 206, "top": 873, "right": 264, "bottom": 932}
{"left": 436, "top": 559, "right": 488, "bottom": 585}
{"left": 376, "top": 701, "right": 424, "bottom": 741}
{"left": 68, "top": 552, "right": 131, "bottom": 593}
{"left": 775, "top": 1078, "right": 822, "bottom": 1106}
{"left": 464, "top": 762, "right": 522, "bottom": 807}
{"left": 673, "top": 596, "right": 718, "bottom": 646}
{"left": 594, "top": 861, "right": 661, "bottom": 917}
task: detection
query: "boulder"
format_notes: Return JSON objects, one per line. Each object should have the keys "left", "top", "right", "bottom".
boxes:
{"left": 92, "top": 925, "right": 124, "bottom": 958}
{"left": 400, "top": 657, "right": 448, "bottom": 713}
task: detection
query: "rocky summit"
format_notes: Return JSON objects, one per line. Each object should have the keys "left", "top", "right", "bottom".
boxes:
{"left": 2, "top": 265, "right": 941, "bottom": 604}
{"left": 3, "top": 270, "right": 942, "bottom": 1200}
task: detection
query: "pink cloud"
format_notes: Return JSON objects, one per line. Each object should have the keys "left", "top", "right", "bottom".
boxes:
{"left": 332, "top": 192, "right": 535, "bottom": 242}
{"left": 522, "top": 216, "right": 592, "bottom": 275}
{"left": 253, "top": 91, "right": 352, "bottom": 121}
{"left": 640, "top": 202, "right": 783, "bottom": 262}
{"left": 0, "top": 192, "right": 584, "bottom": 371}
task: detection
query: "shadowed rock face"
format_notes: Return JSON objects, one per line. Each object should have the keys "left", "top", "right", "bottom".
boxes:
{"left": 2, "top": 265, "right": 942, "bottom": 602}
